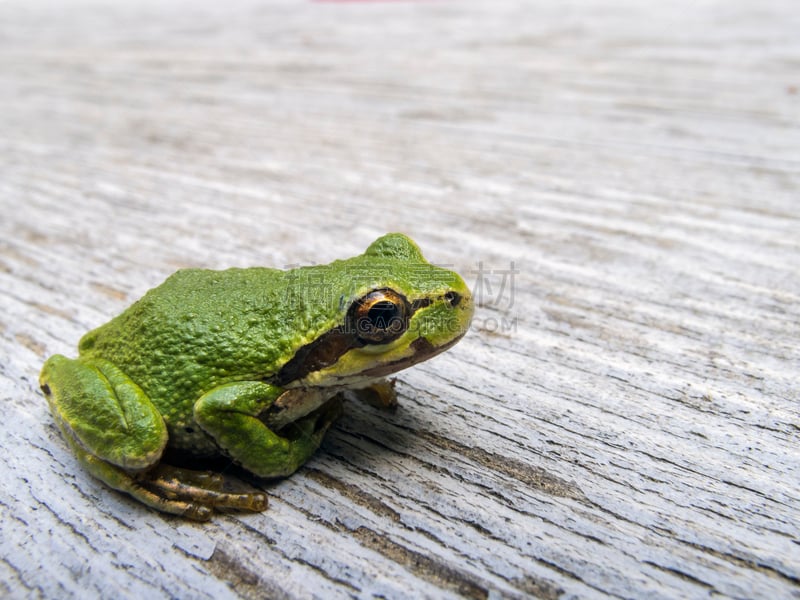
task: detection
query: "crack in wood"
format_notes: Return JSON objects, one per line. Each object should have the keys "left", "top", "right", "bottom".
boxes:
{"left": 204, "top": 546, "right": 294, "bottom": 600}
{"left": 351, "top": 526, "right": 492, "bottom": 600}
{"left": 304, "top": 468, "right": 401, "bottom": 523}
{"left": 416, "top": 430, "right": 588, "bottom": 502}
{"left": 643, "top": 560, "right": 714, "bottom": 589}
{"left": 509, "top": 575, "right": 565, "bottom": 600}
{"left": 677, "top": 539, "right": 800, "bottom": 587}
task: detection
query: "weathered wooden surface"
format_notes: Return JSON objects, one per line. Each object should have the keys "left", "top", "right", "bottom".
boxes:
{"left": 1, "top": 0, "right": 799, "bottom": 598}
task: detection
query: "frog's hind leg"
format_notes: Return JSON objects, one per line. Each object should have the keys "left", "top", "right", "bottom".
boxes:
{"left": 38, "top": 356, "right": 188, "bottom": 518}
{"left": 40, "top": 355, "right": 168, "bottom": 471}
{"left": 41, "top": 356, "right": 268, "bottom": 520}
{"left": 59, "top": 435, "right": 266, "bottom": 521}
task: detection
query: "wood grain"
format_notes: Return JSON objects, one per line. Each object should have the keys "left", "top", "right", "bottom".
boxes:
{"left": 1, "top": 0, "right": 798, "bottom": 598}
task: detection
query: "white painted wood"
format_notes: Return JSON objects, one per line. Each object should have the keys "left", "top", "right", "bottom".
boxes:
{"left": 1, "top": 0, "right": 798, "bottom": 598}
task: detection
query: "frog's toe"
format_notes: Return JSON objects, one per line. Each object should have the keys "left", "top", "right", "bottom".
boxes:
{"left": 125, "top": 479, "right": 215, "bottom": 521}
{"left": 70, "top": 447, "right": 220, "bottom": 520}
{"left": 344, "top": 379, "right": 398, "bottom": 411}
{"left": 138, "top": 464, "right": 269, "bottom": 517}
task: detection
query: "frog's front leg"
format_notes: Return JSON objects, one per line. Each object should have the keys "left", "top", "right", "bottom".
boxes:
{"left": 194, "top": 381, "right": 341, "bottom": 478}
{"left": 40, "top": 356, "right": 267, "bottom": 520}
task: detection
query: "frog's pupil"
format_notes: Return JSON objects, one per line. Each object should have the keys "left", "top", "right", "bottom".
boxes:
{"left": 368, "top": 301, "right": 399, "bottom": 329}
{"left": 350, "top": 289, "right": 409, "bottom": 343}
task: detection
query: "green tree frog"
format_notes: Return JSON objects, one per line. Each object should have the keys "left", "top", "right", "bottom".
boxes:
{"left": 40, "top": 234, "right": 473, "bottom": 520}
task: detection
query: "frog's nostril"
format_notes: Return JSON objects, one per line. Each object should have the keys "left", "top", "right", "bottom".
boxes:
{"left": 444, "top": 291, "right": 462, "bottom": 308}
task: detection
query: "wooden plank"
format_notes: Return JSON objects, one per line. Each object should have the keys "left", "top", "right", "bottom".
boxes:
{"left": 1, "top": 0, "right": 798, "bottom": 598}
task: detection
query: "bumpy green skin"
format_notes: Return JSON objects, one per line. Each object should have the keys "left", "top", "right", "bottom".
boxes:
{"left": 75, "top": 235, "right": 468, "bottom": 453}
{"left": 40, "top": 234, "right": 473, "bottom": 518}
{"left": 78, "top": 265, "right": 326, "bottom": 455}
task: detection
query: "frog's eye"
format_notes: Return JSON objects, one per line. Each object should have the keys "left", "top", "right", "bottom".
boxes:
{"left": 350, "top": 289, "right": 409, "bottom": 344}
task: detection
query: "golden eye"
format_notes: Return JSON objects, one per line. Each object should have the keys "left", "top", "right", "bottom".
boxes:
{"left": 350, "top": 289, "right": 409, "bottom": 344}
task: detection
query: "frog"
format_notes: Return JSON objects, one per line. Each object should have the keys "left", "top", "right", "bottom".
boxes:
{"left": 39, "top": 233, "right": 474, "bottom": 520}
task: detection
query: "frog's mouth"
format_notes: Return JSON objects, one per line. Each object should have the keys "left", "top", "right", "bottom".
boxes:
{"left": 276, "top": 326, "right": 468, "bottom": 392}
{"left": 356, "top": 330, "right": 466, "bottom": 379}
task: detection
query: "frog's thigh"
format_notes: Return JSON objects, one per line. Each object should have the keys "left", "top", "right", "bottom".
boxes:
{"left": 40, "top": 356, "right": 203, "bottom": 517}
{"left": 194, "top": 381, "right": 336, "bottom": 478}
{"left": 40, "top": 355, "right": 167, "bottom": 470}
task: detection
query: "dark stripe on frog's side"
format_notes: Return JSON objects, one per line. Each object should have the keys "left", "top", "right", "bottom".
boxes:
{"left": 274, "top": 328, "right": 363, "bottom": 387}
{"left": 273, "top": 295, "right": 438, "bottom": 387}
{"left": 410, "top": 298, "right": 432, "bottom": 311}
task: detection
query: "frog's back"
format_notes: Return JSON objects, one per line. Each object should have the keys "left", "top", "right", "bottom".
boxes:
{"left": 78, "top": 267, "right": 298, "bottom": 429}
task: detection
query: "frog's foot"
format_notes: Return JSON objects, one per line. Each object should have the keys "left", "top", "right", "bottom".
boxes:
{"left": 58, "top": 435, "right": 265, "bottom": 521}
{"left": 136, "top": 464, "right": 268, "bottom": 521}
{"left": 342, "top": 379, "right": 398, "bottom": 411}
